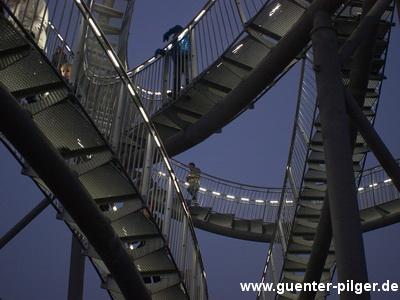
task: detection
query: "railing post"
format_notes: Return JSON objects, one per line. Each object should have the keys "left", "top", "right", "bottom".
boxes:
{"left": 234, "top": 0, "right": 247, "bottom": 24}
{"left": 162, "top": 53, "right": 171, "bottom": 99}
{"left": 162, "top": 177, "right": 174, "bottom": 239}
{"left": 190, "top": 247, "right": 198, "bottom": 299}
{"left": 140, "top": 132, "right": 154, "bottom": 200}
{"left": 277, "top": 218, "right": 287, "bottom": 253}
{"left": 111, "top": 84, "right": 127, "bottom": 152}
{"left": 69, "top": 10, "right": 87, "bottom": 87}
{"left": 179, "top": 217, "right": 189, "bottom": 271}
{"left": 189, "top": 26, "right": 197, "bottom": 80}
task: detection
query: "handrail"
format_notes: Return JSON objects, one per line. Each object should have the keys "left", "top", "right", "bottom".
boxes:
{"left": 127, "top": 0, "right": 296, "bottom": 115}
{"left": 1, "top": 0, "right": 208, "bottom": 298}
{"left": 257, "top": 1, "right": 395, "bottom": 298}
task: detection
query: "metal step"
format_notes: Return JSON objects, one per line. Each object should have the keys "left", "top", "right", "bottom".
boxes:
{"left": 247, "top": 23, "right": 282, "bottom": 41}
{"left": 92, "top": 3, "right": 124, "bottom": 19}
{"left": 208, "top": 213, "right": 234, "bottom": 227}
{"left": 189, "top": 206, "right": 212, "bottom": 221}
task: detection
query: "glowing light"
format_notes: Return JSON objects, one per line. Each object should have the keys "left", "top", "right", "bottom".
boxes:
{"left": 241, "top": 197, "right": 249, "bottom": 201}
{"left": 77, "top": 138, "right": 84, "bottom": 148}
{"left": 148, "top": 57, "right": 156, "bottom": 63}
{"left": 139, "top": 107, "right": 149, "bottom": 123}
{"left": 127, "top": 84, "right": 136, "bottom": 96}
{"left": 256, "top": 200, "right": 264, "bottom": 203}
{"left": 88, "top": 18, "right": 101, "bottom": 37}
{"left": 270, "top": 200, "right": 279, "bottom": 204}
{"left": 173, "top": 181, "right": 180, "bottom": 191}
{"left": 57, "top": 33, "right": 64, "bottom": 41}
{"left": 107, "top": 50, "right": 120, "bottom": 68}
{"left": 195, "top": 10, "right": 206, "bottom": 22}
{"left": 212, "top": 191, "right": 221, "bottom": 196}
{"left": 384, "top": 179, "right": 392, "bottom": 183}
{"left": 177, "top": 29, "right": 189, "bottom": 41}
{"left": 199, "top": 187, "right": 206, "bottom": 192}
{"left": 154, "top": 136, "right": 161, "bottom": 147}
{"left": 232, "top": 44, "right": 243, "bottom": 54}
{"left": 163, "top": 156, "right": 172, "bottom": 171}
{"left": 269, "top": 3, "right": 281, "bottom": 17}
{"left": 358, "top": 187, "right": 364, "bottom": 191}
{"left": 227, "top": 195, "right": 235, "bottom": 199}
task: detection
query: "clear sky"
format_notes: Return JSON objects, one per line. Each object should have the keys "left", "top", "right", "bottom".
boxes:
{"left": 1, "top": 1, "right": 400, "bottom": 300}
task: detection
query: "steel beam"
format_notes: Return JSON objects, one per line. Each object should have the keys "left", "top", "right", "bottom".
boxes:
{"left": 311, "top": 11, "right": 370, "bottom": 299}
{"left": 299, "top": 1, "right": 394, "bottom": 297}
{"left": 164, "top": 0, "right": 346, "bottom": 156}
{"left": 67, "top": 234, "right": 86, "bottom": 300}
{"left": 0, "top": 197, "right": 52, "bottom": 249}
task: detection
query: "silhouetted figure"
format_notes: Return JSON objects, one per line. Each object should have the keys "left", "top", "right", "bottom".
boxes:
{"left": 186, "top": 162, "right": 201, "bottom": 205}
{"left": 51, "top": 46, "right": 67, "bottom": 71}
{"left": 8, "top": 0, "right": 48, "bottom": 50}
{"left": 155, "top": 25, "right": 190, "bottom": 98}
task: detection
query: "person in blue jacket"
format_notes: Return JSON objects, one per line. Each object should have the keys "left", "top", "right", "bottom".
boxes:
{"left": 155, "top": 25, "right": 190, "bottom": 98}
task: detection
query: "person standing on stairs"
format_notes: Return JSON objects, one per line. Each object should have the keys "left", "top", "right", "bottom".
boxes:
{"left": 186, "top": 162, "right": 201, "bottom": 205}
{"left": 155, "top": 24, "right": 191, "bottom": 99}
{"left": 7, "top": 0, "right": 48, "bottom": 51}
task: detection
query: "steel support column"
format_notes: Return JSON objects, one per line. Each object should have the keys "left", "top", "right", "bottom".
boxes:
{"left": 298, "top": 195, "right": 332, "bottom": 300}
{"left": 300, "top": 1, "right": 394, "bottom": 298}
{"left": 67, "top": 234, "right": 86, "bottom": 300}
{"left": 0, "top": 83, "right": 151, "bottom": 300}
{"left": 345, "top": 89, "right": 400, "bottom": 191}
{"left": 311, "top": 11, "right": 370, "bottom": 299}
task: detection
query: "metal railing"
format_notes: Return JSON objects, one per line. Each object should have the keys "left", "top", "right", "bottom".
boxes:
{"left": 257, "top": 2, "right": 395, "bottom": 298}
{"left": 170, "top": 159, "right": 282, "bottom": 223}
{"left": 128, "top": 0, "right": 309, "bottom": 115}
{"left": 2, "top": 0, "right": 208, "bottom": 298}
{"left": 358, "top": 160, "right": 400, "bottom": 211}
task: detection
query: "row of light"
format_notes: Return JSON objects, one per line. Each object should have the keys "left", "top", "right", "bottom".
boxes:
{"left": 74, "top": 0, "right": 188, "bottom": 216}
{"left": 48, "top": 22, "right": 72, "bottom": 52}
{"left": 158, "top": 172, "right": 290, "bottom": 205}
{"left": 130, "top": 2, "right": 216, "bottom": 75}
{"left": 185, "top": 181, "right": 285, "bottom": 205}
{"left": 357, "top": 178, "right": 392, "bottom": 192}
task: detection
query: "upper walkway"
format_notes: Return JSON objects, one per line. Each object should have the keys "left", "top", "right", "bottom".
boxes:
{"left": 169, "top": 159, "right": 400, "bottom": 242}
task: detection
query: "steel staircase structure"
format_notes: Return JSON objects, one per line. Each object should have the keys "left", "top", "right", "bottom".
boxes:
{"left": 258, "top": 1, "right": 397, "bottom": 299}
{"left": 0, "top": 1, "right": 207, "bottom": 299}
{"left": 1, "top": 0, "right": 400, "bottom": 299}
